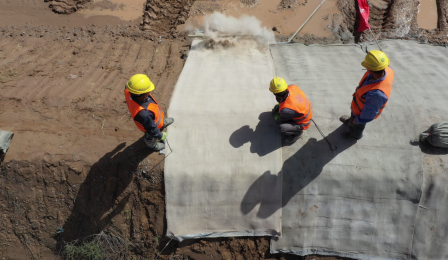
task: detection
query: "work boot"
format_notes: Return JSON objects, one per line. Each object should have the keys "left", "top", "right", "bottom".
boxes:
{"left": 163, "top": 117, "right": 174, "bottom": 128}
{"left": 340, "top": 115, "right": 351, "bottom": 125}
{"left": 284, "top": 134, "right": 302, "bottom": 145}
{"left": 149, "top": 142, "right": 165, "bottom": 151}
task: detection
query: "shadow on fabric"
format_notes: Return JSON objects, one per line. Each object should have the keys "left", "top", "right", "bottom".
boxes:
{"left": 56, "top": 137, "right": 152, "bottom": 244}
{"left": 229, "top": 112, "right": 281, "bottom": 157}
{"left": 410, "top": 139, "right": 448, "bottom": 155}
{"left": 240, "top": 124, "right": 357, "bottom": 218}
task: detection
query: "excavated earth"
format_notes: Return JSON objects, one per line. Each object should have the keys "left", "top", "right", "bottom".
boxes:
{"left": 1, "top": 0, "right": 448, "bottom": 259}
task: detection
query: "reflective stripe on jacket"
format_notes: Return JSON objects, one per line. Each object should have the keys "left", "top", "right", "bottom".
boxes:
{"left": 124, "top": 89, "right": 165, "bottom": 131}
{"left": 279, "top": 85, "right": 313, "bottom": 130}
{"left": 351, "top": 67, "right": 394, "bottom": 119}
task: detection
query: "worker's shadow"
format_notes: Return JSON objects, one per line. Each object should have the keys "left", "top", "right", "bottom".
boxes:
{"left": 229, "top": 112, "right": 281, "bottom": 157}
{"left": 241, "top": 124, "right": 357, "bottom": 218}
{"left": 57, "top": 137, "right": 152, "bottom": 244}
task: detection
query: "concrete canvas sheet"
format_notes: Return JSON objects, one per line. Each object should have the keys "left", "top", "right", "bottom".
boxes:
{"left": 164, "top": 39, "right": 283, "bottom": 241}
{"left": 269, "top": 42, "right": 424, "bottom": 259}
{"left": 380, "top": 41, "right": 448, "bottom": 260}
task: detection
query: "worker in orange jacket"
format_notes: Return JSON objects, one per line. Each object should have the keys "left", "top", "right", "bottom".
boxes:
{"left": 124, "top": 74, "right": 174, "bottom": 151}
{"left": 340, "top": 50, "right": 394, "bottom": 139}
{"left": 270, "top": 77, "right": 313, "bottom": 145}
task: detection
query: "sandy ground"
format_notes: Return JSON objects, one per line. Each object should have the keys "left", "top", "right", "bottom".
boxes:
{"left": 1, "top": 0, "right": 448, "bottom": 259}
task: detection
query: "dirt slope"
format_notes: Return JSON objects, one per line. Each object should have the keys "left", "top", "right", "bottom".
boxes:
{"left": 0, "top": 6, "right": 190, "bottom": 258}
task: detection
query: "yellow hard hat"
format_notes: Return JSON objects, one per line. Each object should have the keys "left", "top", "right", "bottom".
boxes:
{"left": 269, "top": 77, "right": 288, "bottom": 93}
{"left": 126, "top": 74, "right": 155, "bottom": 95}
{"left": 361, "top": 50, "right": 390, "bottom": 71}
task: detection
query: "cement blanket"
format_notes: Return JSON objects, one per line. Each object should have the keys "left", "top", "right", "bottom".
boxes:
{"left": 164, "top": 39, "right": 283, "bottom": 241}
{"left": 383, "top": 41, "right": 448, "bottom": 260}
{"left": 269, "top": 41, "right": 424, "bottom": 259}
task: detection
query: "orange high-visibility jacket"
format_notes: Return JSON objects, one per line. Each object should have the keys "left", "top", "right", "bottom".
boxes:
{"left": 351, "top": 67, "right": 394, "bottom": 119}
{"left": 279, "top": 85, "right": 313, "bottom": 130}
{"left": 124, "top": 89, "right": 165, "bottom": 131}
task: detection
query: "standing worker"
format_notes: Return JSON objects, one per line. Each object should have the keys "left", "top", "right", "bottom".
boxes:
{"left": 340, "top": 50, "right": 394, "bottom": 140}
{"left": 124, "top": 74, "right": 174, "bottom": 151}
{"left": 270, "top": 77, "right": 313, "bottom": 145}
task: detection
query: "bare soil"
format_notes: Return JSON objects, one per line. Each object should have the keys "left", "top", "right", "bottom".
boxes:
{"left": 2, "top": 0, "right": 448, "bottom": 259}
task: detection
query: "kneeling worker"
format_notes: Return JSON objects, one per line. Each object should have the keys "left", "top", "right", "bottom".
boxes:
{"left": 125, "top": 74, "right": 174, "bottom": 151}
{"left": 340, "top": 50, "right": 394, "bottom": 139}
{"left": 270, "top": 77, "right": 313, "bottom": 145}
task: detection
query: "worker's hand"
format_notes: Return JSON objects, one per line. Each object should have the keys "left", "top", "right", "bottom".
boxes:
{"left": 271, "top": 104, "right": 279, "bottom": 116}
{"left": 160, "top": 132, "right": 167, "bottom": 141}
{"left": 274, "top": 114, "right": 280, "bottom": 121}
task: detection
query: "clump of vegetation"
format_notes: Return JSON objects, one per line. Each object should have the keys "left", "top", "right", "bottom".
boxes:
{"left": 64, "top": 240, "right": 104, "bottom": 260}
{"left": 61, "top": 229, "right": 131, "bottom": 260}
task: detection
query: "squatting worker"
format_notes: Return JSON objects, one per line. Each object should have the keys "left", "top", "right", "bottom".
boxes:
{"left": 340, "top": 50, "right": 394, "bottom": 140}
{"left": 269, "top": 77, "right": 313, "bottom": 145}
{"left": 124, "top": 74, "right": 174, "bottom": 151}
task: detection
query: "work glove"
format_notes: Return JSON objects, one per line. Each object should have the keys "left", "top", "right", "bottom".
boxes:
{"left": 274, "top": 113, "right": 280, "bottom": 121}
{"left": 271, "top": 103, "right": 279, "bottom": 116}
{"left": 160, "top": 132, "right": 167, "bottom": 141}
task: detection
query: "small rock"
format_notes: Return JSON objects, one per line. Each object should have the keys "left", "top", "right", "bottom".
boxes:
{"left": 56, "top": 227, "right": 64, "bottom": 234}
{"left": 68, "top": 74, "right": 78, "bottom": 79}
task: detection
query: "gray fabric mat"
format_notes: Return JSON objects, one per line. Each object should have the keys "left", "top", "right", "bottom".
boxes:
{"left": 269, "top": 41, "right": 432, "bottom": 259}
{"left": 383, "top": 41, "right": 448, "bottom": 260}
{"left": 0, "top": 130, "right": 14, "bottom": 155}
{"left": 164, "top": 39, "right": 283, "bottom": 241}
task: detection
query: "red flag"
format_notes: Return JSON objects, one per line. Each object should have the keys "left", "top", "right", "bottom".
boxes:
{"left": 356, "top": 0, "right": 370, "bottom": 32}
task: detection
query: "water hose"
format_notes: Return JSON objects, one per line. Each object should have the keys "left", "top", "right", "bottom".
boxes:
{"left": 287, "top": 0, "right": 327, "bottom": 43}
{"left": 311, "top": 119, "right": 337, "bottom": 151}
